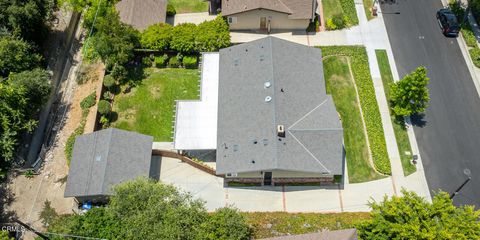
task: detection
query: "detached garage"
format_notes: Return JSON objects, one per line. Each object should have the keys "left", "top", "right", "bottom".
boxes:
{"left": 64, "top": 128, "right": 154, "bottom": 204}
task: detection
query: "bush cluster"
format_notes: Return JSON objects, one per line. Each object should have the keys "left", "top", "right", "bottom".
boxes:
{"left": 140, "top": 16, "right": 230, "bottom": 53}
{"left": 80, "top": 92, "right": 96, "bottom": 110}
{"left": 320, "top": 46, "right": 391, "bottom": 175}
{"left": 168, "top": 56, "right": 181, "bottom": 68}
{"left": 326, "top": 14, "right": 348, "bottom": 30}
{"left": 155, "top": 54, "right": 168, "bottom": 67}
{"left": 182, "top": 56, "right": 198, "bottom": 69}
{"left": 470, "top": 48, "right": 480, "bottom": 67}
{"left": 166, "top": 3, "right": 176, "bottom": 17}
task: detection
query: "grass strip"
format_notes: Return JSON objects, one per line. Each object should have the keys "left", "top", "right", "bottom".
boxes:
{"left": 375, "top": 50, "right": 416, "bottom": 176}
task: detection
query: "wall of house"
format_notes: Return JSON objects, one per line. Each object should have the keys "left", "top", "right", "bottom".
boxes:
{"left": 226, "top": 170, "right": 335, "bottom": 185}
{"left": 227, "top": 9, "right": 310, "bottom": 30}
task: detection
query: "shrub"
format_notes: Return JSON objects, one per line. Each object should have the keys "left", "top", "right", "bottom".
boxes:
{"left": 155, "top": 54, "right": 168, "bottom": 67}
{"left": 80, "top": 91, "right": 96, "bottom": 110}
{"left": 168, "top": 56, "right": 181, "bottom": 68}
{"left": 167, "top": 3, "right": 176, "bottom": 16}
{"left": 326, "top": 18, "right": 337, "bottom": 30}
{"left": 332, "top": 14, "right": 347, "bottom": 29}
{"left": 103, "top": 74, "right": 116, "bottom": 88}
{"left": 142, "top": 56, "right": 153, "bottom": 67}
{"left": 103, "top": 91, "right": 112, "bottom": 100}
{"left": 97, "top": 100, "right": 111, "bottom": 115}
{"left": 140, "top": 23, "right": 172, "bottom": 51}
{"left": 470, "top": 48, "right": 480, "bottom": 67}
{"left": 195, "top": 16, "right": 231, "bottom": 52}
{"left": 65, "top": 120, "right": 86, "bottom": 165}
{"left": 100, "top": 115, "right": 110, "bottom": 129}
{"left": 170, "top": 23, "right": 197, "bottom": 53}
{"left": 111, "top": 63, "right": 127, "bottom": 82}
{"left": 182, "top": 56, "right": 198, "bottom": 69}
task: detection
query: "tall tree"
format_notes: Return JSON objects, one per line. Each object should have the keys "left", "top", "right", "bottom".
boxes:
{"left": 0, "top": 36, "right": 42, "bottom": 77}
{"left": 45, "top": 178, "right": 252, "bottom": 240}
{"left": 170, "top": 23, "right": 197, "bottom": 53}
{"left": 9, "top": 68, "right": 52, "bottom": 111}
{"left": 389, "top": 66, "right": 430, "bottom": 116}
{"left": 140, "top": 23, "right": 172, "bottom": 51}
{"left": 195, "top": 16, "right": 231, "bottom": 52}
{"left": 358, "top": 190, "right": 480, "bottom": 239}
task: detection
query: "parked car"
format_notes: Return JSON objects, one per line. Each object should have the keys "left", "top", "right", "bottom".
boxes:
{"left": 436, "top": 9, "right": 460, "bottom": 37}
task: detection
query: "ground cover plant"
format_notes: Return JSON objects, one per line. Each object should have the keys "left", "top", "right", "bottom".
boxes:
{"left": 376, "top": 50, "right": 415, "bottom": 176}
{"left": 320, "top": 46, "right": 391, "bottom": 175}
{"left": 322, "top": 0, "right": 359, "bottom": 30}
{"left": 111, "top": 68, "right": 199, "bottom": 141}
{"left": 363, "top": 0, "right": 374, "bottom": 20}
{"left": 323, "top": 56, "right": 384, "bottom": 182}
{"left": 245, "top": 212, "right": 370, "bottom": 239}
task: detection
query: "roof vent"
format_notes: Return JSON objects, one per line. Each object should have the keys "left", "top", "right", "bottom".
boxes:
{"left": 265, "top": 96, "right": 272, "bottom": 102}
{"left": 264, "top": 81, "right": 271, "bottom": 88}
{"left": 277, "top": 125, "right": 285, "bottom": 138}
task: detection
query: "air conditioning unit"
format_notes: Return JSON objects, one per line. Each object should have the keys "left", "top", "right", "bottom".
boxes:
{"left": 226, "top": 173, "right": 238, "bottom": 177}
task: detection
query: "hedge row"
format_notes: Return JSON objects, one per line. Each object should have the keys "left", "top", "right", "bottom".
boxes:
{"left": 319, "top": 46, "right": 391, "bottom": 175}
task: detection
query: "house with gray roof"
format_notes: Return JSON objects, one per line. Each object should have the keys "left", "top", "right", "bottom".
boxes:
{"left": 115, "top": 0, "right": 167, "bottom": 30}
{"left": 64, "top": 128, "right": 154, "bottom": 203}
{"left": 210, "top": 0, "right": 317, "bottom": 31}
{"left": 174, "top": 37, "right": 344, "bottom": 185}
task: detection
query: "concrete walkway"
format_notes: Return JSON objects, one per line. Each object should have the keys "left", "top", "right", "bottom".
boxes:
{"left": 158, "top": 1, "right": 432, "bottom": 212}
{"left": 168, "top": 12, "right": 216, "bottom": 26}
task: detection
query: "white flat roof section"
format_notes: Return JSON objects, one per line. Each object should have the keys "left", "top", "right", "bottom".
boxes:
{"left": 173, "top": 53, "right": 219, "bottom": 150}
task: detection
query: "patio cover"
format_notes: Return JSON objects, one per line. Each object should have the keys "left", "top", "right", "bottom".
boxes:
{"left": 173, "top": 53, "right": 219, "bottom": 150}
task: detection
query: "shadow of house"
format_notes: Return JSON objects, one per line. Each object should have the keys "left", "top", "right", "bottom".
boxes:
{"left": 64, "top": 128, "right": 154, "bottom": 204}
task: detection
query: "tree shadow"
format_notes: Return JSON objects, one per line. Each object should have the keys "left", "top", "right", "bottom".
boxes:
{"left": 0, "top": 177, "right": 17, "bottom": 223}
{"left": 109, "top": 111, "right": 119, "bottom": 123}
{"left": 411, "top": 113, "right": 427, "bottom": 128}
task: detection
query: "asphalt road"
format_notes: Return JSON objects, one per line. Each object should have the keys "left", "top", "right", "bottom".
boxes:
{"left": 382, "top": 0, "right": 480, "bottom": 206}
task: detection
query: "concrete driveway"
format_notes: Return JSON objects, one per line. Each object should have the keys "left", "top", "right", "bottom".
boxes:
{"left": 159, "top": 157, "right": 396, "bottom": 212}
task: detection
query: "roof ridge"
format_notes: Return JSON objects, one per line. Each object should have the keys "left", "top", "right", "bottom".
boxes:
{"left": 100, "top": 129, "right": 114, "bottom": 194}
{"left": 288, "top": 98, "right": 328, "bottom": 130}
{"left": 276, "top": 0, "right": 294, "bottom": 14}
{"left": 269, "top": 37, "right": 281, "bottom": 170}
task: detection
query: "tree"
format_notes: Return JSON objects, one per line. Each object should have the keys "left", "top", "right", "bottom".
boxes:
{"left": 9, "top": 69, "right": 52, "bottom": 111}
{"left": 358, "top": 190, "right": 480, "bottom": 239}
{"left": 0, "top": 0, "right": 55, "bottom": 43}
{"left": 0, "top": 36, "right": 42, "bottom": 77}
{"left": 45, "top": 178, "right": 252, "bottom": 240}
{"left": 195, "top": 16, "right": 231, "bottom": 52}
{"left": 97, "top": 100, "right": 111, "bottom": 115}
{"left": 197, "top": 207, "right": 251, "bottom": 240}
{"left": 0, "top": 81, "right": 37, "bottom": 171}
{"left": 140, "top": 23, "right": 172, "bottom": 51}
{"left": 170, "top": 23, "right": 197, "bottom": 53}
{"left": 0, "top": 230, "right": 13, "bottom": 240}
{"left": 389, "top": 66, "right": 430, "bottom": 116}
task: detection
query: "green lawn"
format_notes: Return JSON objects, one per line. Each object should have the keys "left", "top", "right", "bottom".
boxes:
{"left": 323, "top": 0, "right": 343, "bottom": 20}
{"left": 112, "top": 68, "right": 199, "bottom": 141}
{"left": 324, "top": 56, "right": 384, "bottom": 183}
{"left": 168, "top": 0, "right": 209, "bottom": 13}
{"left": 245, "top": 212, "right": 370, "bottom": 239}
{"left": 375, "top": 50, "right": 416, "bottom": 176}
{"left": 320, "top": 46, "right": 391, "bottom": 176}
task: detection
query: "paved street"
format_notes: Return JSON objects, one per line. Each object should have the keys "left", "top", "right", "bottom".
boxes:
{"left": 382, "top": 0, "right": 480, "bottom": 206}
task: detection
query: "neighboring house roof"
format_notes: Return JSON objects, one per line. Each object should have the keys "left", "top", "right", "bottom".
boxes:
{"left": 216, "top": 37, "right": 343, "bottom": 175}
{"left": 261, "top": 228, "right": 358, "bottom": 240}
{"left": 115, "top": 0, "right": 167, "bottom": 30}
{"left": 221, "top": 0, "right": 315, "bottom": 19}
{"left": 64, "top": 128, "right": 154, "bottom": 198}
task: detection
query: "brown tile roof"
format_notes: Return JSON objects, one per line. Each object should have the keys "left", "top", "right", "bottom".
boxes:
{"left": 260, "top": 228, "right": 358, "bottom": 240}
{"left": 115, "top": 0, "right": 167, "bottom": 30}
{"left": 221, "top": 0, "right": 315, "bottom": 19}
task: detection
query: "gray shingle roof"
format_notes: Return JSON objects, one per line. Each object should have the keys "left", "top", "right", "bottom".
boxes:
{"left": 115, "top": 0, "right": 167, "bottom": 30}
{"left": 64, "top": 128, "right": 153, "bottom": 198}
{"left": 216, "top": 37, "right": 343, "bottom": 175}
{"left": 221, "top": 0, "right": 315, "bottom": 20}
